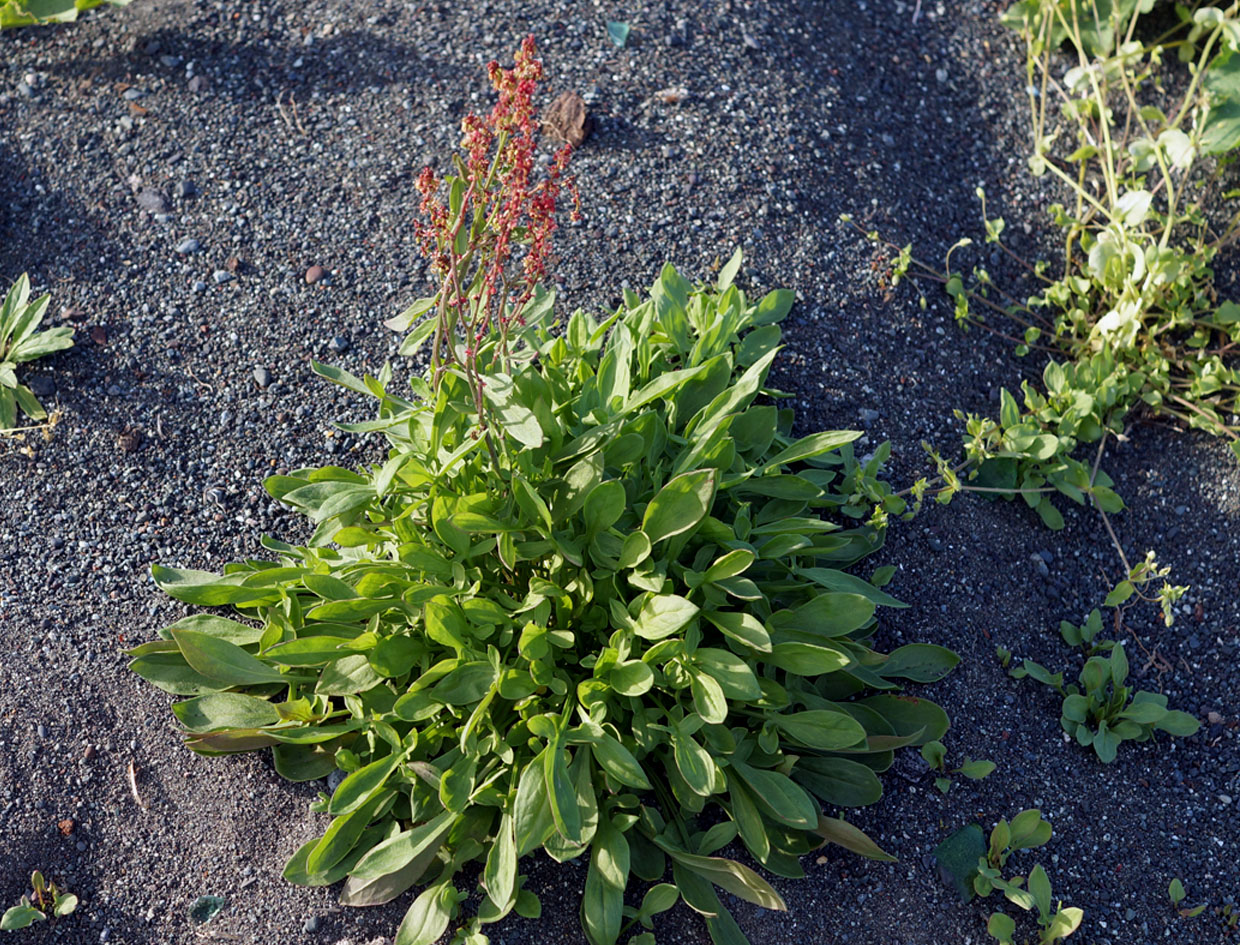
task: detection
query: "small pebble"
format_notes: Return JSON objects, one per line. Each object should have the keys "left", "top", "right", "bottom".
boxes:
{"left": 176, "top": 181, "right": 198, "bottom": 198}
{"left": 305, "top": 265, "right": 326, "bottom": 284}
{"left": 213, "top": 270, "right": 234, "bottom": 285}
{"left": 136, "top": 190, "right": 170, "bottom": 213}
{"left": 303, "top": 916, "right": 321, "bottom": 933}
{"left": 175, "top": 238, "right": 200, "bottom": 254}
{"left": 187, "top": 75, "right": 209, "bottom": 92}
{"left": 253, "top": 366, "right": 273, "bottom": 388}
{"left": 328, "top": 335, "right": 349, "bottom": 354}
{"left": 122, "top": 88, "right": 147, "bottom": 101}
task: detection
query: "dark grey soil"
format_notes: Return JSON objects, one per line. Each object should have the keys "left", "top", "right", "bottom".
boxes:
{"left": 1, "top": 1, "right": 1236, "bottom": 944}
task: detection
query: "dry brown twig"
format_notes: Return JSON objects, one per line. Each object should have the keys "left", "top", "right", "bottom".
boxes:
{"left": 127, "top": 759, "right": 149, "bottom": 810}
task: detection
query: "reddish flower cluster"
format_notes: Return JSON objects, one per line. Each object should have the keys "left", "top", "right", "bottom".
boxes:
{"left": 413, "top": 37, "right": 580, "bottom": 349}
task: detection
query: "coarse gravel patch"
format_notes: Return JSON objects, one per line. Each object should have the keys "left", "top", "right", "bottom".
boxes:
{"left": 1, "top": 1, "right": 1237, "bottom": 944}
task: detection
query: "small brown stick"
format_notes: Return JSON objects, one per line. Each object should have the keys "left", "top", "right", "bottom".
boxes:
{"left": 128, "top": 759, "right": 149, "bottom": 810}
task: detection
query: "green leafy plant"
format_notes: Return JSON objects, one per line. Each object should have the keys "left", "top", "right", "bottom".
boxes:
{"left": 919, "top": 739, "right": 995, "bottom": 794}
{"left": 1, "top": 871, "right": 78, "bottom": 931}
{"left": 1170, "top": 877, "right": 1208, "bottom": 918}
{"left": 1223, "top": 900, "right": 1240, "bottom": 931}
{"left": 130, "top": 260, "right": 958, "bottom": 945}
{"left": 1011, "top": 636, "right": 1199, "bottom": 761}
{"left": 0, "top": 275, "right": 73, "bottom": 436}
{"left": 128, "top": 40, "right": 958, "bottom": 945}
{"left": 844, "top": 0, "right": 1240, "bottom": 541}
{"left": 933, "top": 811, "right": 1081, "bottom": 944}
{"left": 0, "top": 0, "right": 129, "bottom": 28}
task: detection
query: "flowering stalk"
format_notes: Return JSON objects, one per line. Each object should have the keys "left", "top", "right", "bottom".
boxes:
{"left": 413, "top": 37, "right": 579, "bottom": 459}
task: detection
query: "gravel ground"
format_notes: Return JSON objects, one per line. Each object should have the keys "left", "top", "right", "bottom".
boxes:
{"left": 1, "top": 1, "right": 1237, "bottom": 943}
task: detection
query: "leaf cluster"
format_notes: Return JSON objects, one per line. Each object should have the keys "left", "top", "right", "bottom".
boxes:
{"left": 0, "top": 0, "right": 128, "bottom": 28}
{"left": 0, "top": 871, "right": 78, "bottom": 931}
{"left": 933, "top": 811, "right": 1081, "bottom": 945}
{"left": 1012, "top": 640, "right": 1198, "bottom": 762}
{"left": 130, "top": 258, "right": 958, "bottom": 945}
{"left": 0, "top": 275, "right": 73, "bottom": 434}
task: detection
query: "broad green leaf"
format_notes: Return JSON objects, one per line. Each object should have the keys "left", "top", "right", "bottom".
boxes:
{"left": 395, "top": 882, "right": 456, "bottom": 945}
{"left": 860, "top": 694, "right": 950, "bottom": 745}
{"left": 767, "top": 641, "right": 848, "bottom": 676}
{"left": 172, "top": 693, "right": 281, "bottom": 732}
{"left": 153, "top": 565, "right": 280, "bottom": 607}
{"left": 306, "top": 789, "right": 391, "bottom": 874}
{"left": 764, "top": 430, "right": 860, "bottom": 468}
{"left": 583, "top": 480, "right": 626, "bottom": 535}
{"left": 772, "top": 710, "right": 866, "bottom": 750}
{"left": 633, "top": 594, "right": 699, "bottom": 641}
{"left": 704, "top": 611, "right": 772, "bottom": 652}
{"left": 658, "top": 841, "right": 787, "bottom": 911}
{"left": 329, "top": 751, "right": 405, "bottom": 815}
{"left": 672, "top": 727, "right": 718, "bottom": 796}
{"left": 342, "top": 813, "right": 454, "bottom": 903}
{"left": 642, "top": 469, "right": 715, "bottom": 544}
{"left": 590, "top": 733, "right": 651, "bottom": 789}
{"left": 608, "top": 659, "right": 655, "bottom": 696}
{"left": 545, "top": 742, "right": 582, "bottom": 843}
{"left": 793, "top": 756, "right": 883, "bottom": 807}
{"left": 162, "top": 614, "right": 265, "bottom": 646}
{"left": 879, "top": 644, "right": 961, "bottom": 683}
{"left": 170, "top": 628, "right": 293, "bottom": 687}
{"left": 483, "top": 813, "right": 516, "bottom": 907}
{"left": 813, "top": 814, "right": 896, "bottom": 861}
{"left": 692, "top": 648, "right": 762, "bottom": 699}
{"left": 730, "top": 761, "right": 817, "bottom": 829}
{"left": 515, "top": 749, "right": 555, "bottom": 855}
{"left": 689, "top": 668, "right": 728, "bottom": 724}
{"left": 716, "top": 248, "right": 743, "bottom": 291}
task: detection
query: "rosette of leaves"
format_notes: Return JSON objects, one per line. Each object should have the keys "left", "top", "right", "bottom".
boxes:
{"left": 0, "top": 274, "right": 73, "bottom": 434}
{"left": 0, "top": 0, "right": 129, "bottom": 28}
{"left": 130, "top": 258, "right": 957, "bottom": 945}
{"left": 1012, "top": 643, "right": 1199, "bottom": 762}
{"left": 0, "top": 871, "right": 78, "bottom": 930}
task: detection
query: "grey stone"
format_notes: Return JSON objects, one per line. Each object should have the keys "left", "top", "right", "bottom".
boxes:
{"left": 136, "top": 190, "right": 170, "bottom": 213}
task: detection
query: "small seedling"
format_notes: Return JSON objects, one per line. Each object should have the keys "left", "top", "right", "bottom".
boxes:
{"left": 0, "top": 870, "right": 78, "bottom": 930}
{"left": 1169, "top": 878, "right": 1206, "bottom": 919}
{"left": 933, "top": 811, "right": 1081, "bottom": 944}
{"left": 0, "top": 274, "right": 74, "bottom": 436}
{"left": 1057, "top": 609, "right": 1105, "bottom": 652}
{"left": 920, "top": 740, "right": 995, "bottom": 794}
